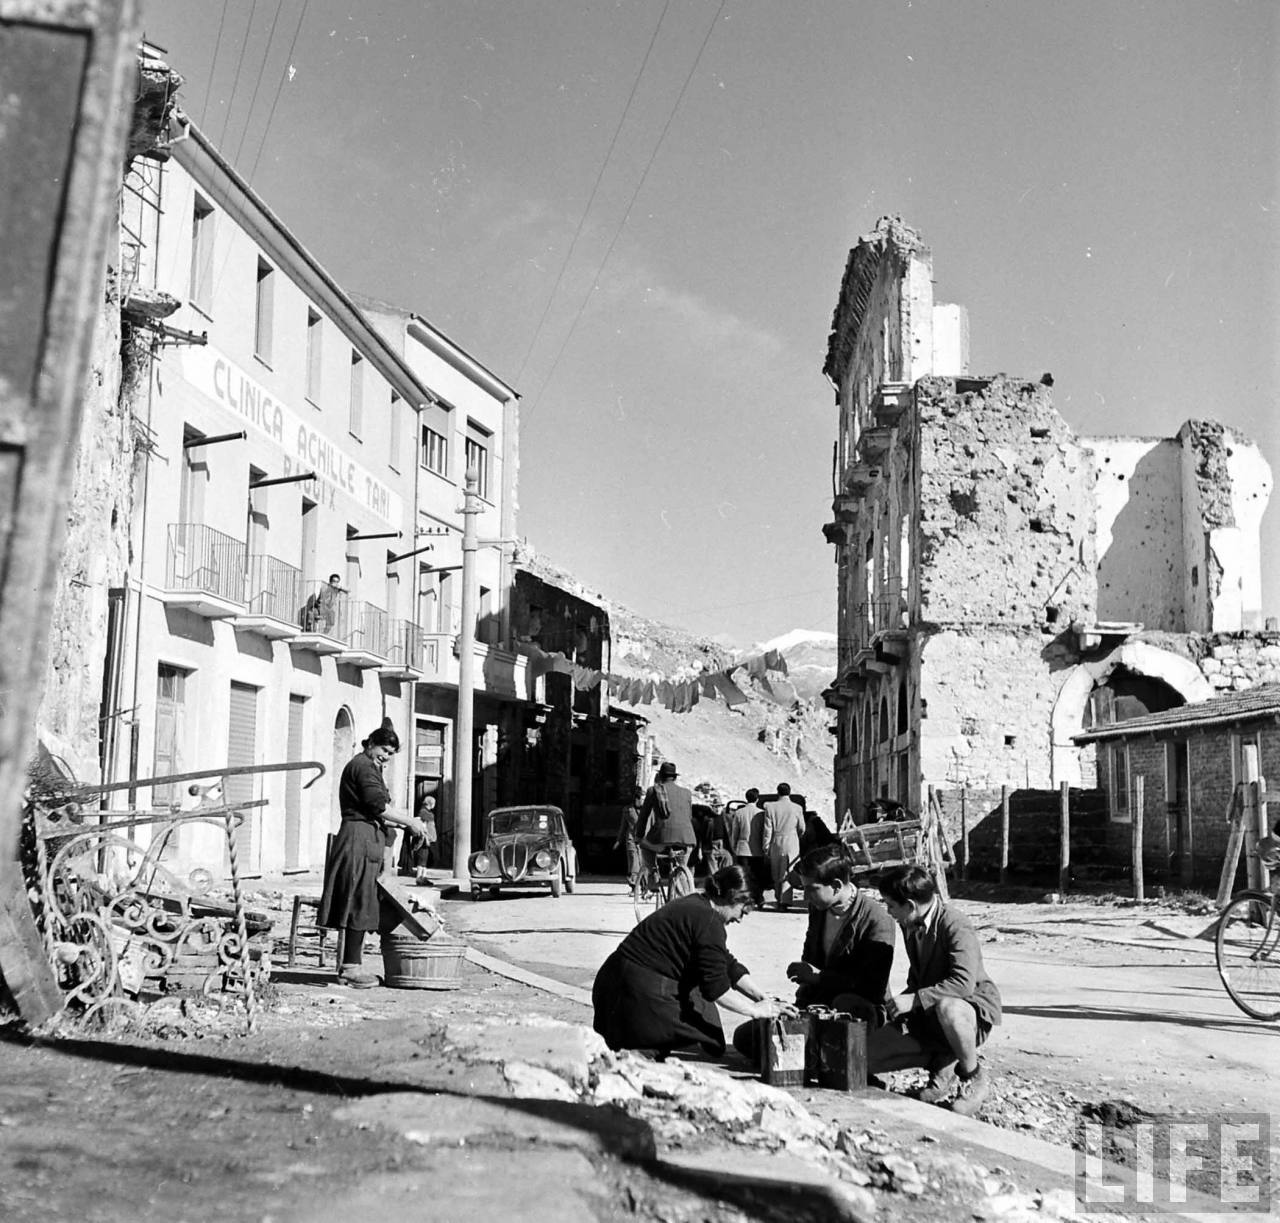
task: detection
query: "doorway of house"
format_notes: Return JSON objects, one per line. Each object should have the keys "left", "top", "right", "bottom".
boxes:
{"left": 331, "top": 707, "right": 354, "bottom": 831}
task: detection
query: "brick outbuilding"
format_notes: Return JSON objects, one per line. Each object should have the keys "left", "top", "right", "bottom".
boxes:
{"left": 1073, "top": 684, "right": 1280, "bottom": 886}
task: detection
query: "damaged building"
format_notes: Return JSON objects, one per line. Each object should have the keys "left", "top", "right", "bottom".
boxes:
{"left": 822, "top": 217, "right": 1273, "bottom": 881}
{"left": 510, "top": 560, "right": 646, "bottom": 863}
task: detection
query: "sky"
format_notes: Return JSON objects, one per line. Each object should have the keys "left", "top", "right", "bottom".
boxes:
{"left": 142, "top": 1, "right": 1280, "bottom": 646}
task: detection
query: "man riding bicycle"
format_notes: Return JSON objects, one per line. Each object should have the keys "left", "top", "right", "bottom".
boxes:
{"left": 638, "top": 762, "right": 697, "bottom": 884}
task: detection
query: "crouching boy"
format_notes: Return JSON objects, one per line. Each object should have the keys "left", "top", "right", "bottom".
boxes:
{"left": 731, "top": 843, "right": 895, "bottom": 1061}
{"left": 869, "top": 864, "right": 1001, "bottom": 1116}
{"left": 786, "top": 843, "right": 896, "bottom": 1022}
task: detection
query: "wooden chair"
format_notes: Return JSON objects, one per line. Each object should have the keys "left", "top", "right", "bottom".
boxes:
{"left": 285, "top": 835, "right": 345, "bottom": 966}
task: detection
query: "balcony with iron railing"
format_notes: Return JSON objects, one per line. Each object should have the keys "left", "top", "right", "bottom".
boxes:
{"left": 162, "top": 524, "right": 246, "bottom": 618}
{"left": 233, "top": 554, "right": 301, "bottom": 640}
{"left": 379, "top": 619, "right": 430, "bottom": 681}
{"left": 287, "top": 578, "right": 346, "bottom": 655}
{"left": 848, "top": 588, "right": 909, "bottom": 655}
{"left": 332, "top": 597, "right": 392, "bottom": 668}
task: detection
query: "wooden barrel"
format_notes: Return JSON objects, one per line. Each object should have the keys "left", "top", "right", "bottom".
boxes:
{"left": 379, "top": 931, "right": 464, "bottom": 990}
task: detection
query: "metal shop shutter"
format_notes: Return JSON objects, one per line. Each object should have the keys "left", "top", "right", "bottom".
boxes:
{"left": 284, "top": 694, "right": 305, "bottom": 870}
{"left": 225, "top": 682, "right": 260, "bottom": 874}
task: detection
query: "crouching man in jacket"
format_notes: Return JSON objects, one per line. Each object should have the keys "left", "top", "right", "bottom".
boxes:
{"left": 786, "top": 843, "right": 895, "bottom": 1021}
{"left": 731, "top": 843, "right": 895, "bottom": 1061}
{"left": 869, "top": 864, "right": 1002, "bottom": 1117}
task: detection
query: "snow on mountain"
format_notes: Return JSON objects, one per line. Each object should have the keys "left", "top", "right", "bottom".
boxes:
{"left": 751, "top": 628, "right": 838, "bottom": 654}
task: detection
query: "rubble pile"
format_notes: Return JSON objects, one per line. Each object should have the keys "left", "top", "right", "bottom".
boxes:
{"left": 426, "top": 1015, "right": 1083, "bottom": 1221}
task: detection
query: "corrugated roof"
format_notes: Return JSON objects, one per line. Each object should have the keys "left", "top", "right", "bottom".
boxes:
{"left": 1073, "top": 683, "right": 1280, "bottom": 744}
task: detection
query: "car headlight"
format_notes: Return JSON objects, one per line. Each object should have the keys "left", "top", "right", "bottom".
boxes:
{"left": 473, "top": 853, "right": 491, "bottom": 874}
{"left": 534, "top": 849, "right": 553, "bottom": 870}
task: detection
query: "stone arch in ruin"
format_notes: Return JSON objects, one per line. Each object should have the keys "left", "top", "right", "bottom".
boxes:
{"left": 1050, "top": 642, "right": 1213, "bottom": 787}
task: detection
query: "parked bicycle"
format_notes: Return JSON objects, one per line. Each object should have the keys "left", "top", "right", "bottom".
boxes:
{"left": 1215, "top": 836, "right": 1280, "bottom": 1022}
{"left": 632, "top": 846, "right": 695, "bottom": 924}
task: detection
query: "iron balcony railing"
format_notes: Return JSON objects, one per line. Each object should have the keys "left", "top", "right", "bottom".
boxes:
{"left": 384, "top": 619, "right": 427, "bottom": 672}
{"left": 165, "top": 524, "right": 246, "bottom": 604}
{"left": 298, "top": 580, "right": 392, "bottom": 656}
{"left": 335, "top": 597, "right": 391, "bottom": 658}
{"left": 850, "top": 590, "right": 907, "bottom": 651}
{"left": 245, "top": 554, "right": 300, "bottom": 623}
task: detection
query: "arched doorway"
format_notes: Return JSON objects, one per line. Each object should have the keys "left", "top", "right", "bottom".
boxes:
{"left": 1051, "top": 642, "right": 1212, "bottom": 785}
{"left": 331, "top": 707, "right": 354, "bottom": 829}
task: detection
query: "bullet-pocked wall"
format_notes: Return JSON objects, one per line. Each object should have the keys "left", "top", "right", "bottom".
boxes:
{"left": 821, "top": 218, "right": 1275, "bottom": 856}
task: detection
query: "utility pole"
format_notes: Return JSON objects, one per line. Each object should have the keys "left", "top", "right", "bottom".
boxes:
{"left": 451, "top": 468, "right": 481, "bottom": 881}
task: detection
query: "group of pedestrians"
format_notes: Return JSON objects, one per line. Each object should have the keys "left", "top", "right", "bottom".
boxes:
{"left": 721, "top": 783, "right": 836, "bottom": 909}
{"left": 614, "top": 765, "right": 838, "bottom": 910}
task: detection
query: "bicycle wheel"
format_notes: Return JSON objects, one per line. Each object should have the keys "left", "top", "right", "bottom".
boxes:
{"left": 1216, "top": 892, "right": 1280, "bottom": 1021}
{"left": 633, "top": 873, "right": 660, "bottom": 924}
{"left": 668, "top": 864, "right": 695, "bottom": 901}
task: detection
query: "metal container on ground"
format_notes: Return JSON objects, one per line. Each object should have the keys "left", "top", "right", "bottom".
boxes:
{"left": 379, "top": 929, "right": 465, "bottom": 990}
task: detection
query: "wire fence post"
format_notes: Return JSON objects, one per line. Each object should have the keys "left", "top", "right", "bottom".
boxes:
{"left": 1058, "top": 781, "right": 1070, "bottom": 897}
{"left": 960, "top": 788, "right": 969, "bottom": 883}
{"left": 999, "top": 784, "right": 1010, "bottom": 884}
{"left": 1132, "top": 774, "right": 1145, "bottom": 901}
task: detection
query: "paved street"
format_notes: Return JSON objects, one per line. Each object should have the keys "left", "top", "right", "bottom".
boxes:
{"left": 439, "top": 880, "right": 1278, "bottom": 1121}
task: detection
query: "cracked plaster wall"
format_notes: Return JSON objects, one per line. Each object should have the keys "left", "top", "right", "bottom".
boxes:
{"left": 1178, "top": 421, "right": 1271, "bottom": 632}
{"left": 35, "top": 251, "right": 141, "bottom": 784}
{"left": 35, "top": 54, "right": 176, "bottom": 782}
{"left": 1085, "top": 437, "right": 1185, "bottom": 629}
{"left": 1084, "top": 423, "right": 1271, "bottom": 633}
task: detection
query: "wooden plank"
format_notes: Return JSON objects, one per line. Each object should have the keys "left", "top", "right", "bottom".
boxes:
{"left": 1250, "top": 777, "right": 1269, "bottom": 892}
{"left": 0, "top": 0, "right": 142, "bottom": 1024}
{"left": 0, "top": 858, "right": 62, "bottom": 1019}
{"left": 1215, "top": 787, "right": 1246, "bottom": 909}
{"left": 377, "top": 876, "right": 440, "bottom": 941}
{"left": 1132, "top": 775, "right": 1145, "bottom": 902}
{"left": 1058, "top": 781, "right": 1070, "bottom": 896}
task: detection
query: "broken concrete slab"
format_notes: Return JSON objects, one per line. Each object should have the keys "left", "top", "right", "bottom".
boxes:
{"left": 331, "top": 1090, "right": 654, "bottom": 1161}
{"left": 442, "top": 1014, "right": 605, "bottom": 1089}
{"left": 658, "top": 1147, "right": 877, "bottom": 1223}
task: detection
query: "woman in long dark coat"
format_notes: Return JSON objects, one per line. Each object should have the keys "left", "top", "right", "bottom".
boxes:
{"left": 318, "top": 726, "right": 426, "bottom": 988}
{"left": 592, "top": 865, "right": 779, "bottom": 1056}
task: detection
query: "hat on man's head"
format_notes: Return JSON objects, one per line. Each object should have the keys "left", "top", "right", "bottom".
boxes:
{"left": 657, "top": 762, "right": 678, "bottom": 779}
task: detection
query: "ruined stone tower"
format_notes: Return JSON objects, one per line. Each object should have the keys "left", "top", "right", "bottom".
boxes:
{"left": 822, "top": 218, "right": 1272, "bottom": 825}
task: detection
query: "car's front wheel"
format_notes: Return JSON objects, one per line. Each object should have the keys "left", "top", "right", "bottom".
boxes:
{"left": 550, "top": 871, "right": 563, "bottom": 898}
{"left": 470, "top": 886, "right": 483, "bottom": 902}
{"left": 564, "top": 865, "right": 576, "bottom": 894}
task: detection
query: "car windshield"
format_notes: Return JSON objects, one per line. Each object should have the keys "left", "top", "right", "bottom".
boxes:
{"left": 490, "top": 810, "right": 555, "bottom": 836}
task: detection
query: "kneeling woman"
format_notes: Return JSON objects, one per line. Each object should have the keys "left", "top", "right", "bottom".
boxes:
{"left": 593, "top": 865, "right": 778, "bottom": 1056}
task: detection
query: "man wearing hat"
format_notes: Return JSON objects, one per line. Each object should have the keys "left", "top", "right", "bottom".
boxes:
{"left": 638, "top": 762, "right": 698, "bottom": 873}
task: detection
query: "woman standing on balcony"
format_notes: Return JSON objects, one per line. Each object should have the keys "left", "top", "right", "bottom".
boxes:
{"left": 318, "top": 724, "right": 427, "bottom": 988}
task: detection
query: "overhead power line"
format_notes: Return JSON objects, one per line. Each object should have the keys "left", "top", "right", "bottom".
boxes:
{"left": 524, "top": 0, "right": 728, "bottom": 419}
{"left": 200, "top": 2, "right": 230, "bottom": 127}
{"left": 230, "top": 0, "right": 287, "bottom": 171}
{"left": 245, "top": 0, "right": 310, "bottom": 184}
{"left": 514, "top": 0, "right": 673, "bottom": 388}
{"left": 217, "top": 0, "right": 261, "bottom": 147}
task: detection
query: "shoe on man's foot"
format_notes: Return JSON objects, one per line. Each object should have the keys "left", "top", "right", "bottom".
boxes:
{"left": 338, "top": 967, "right": 379, "bottom": 989}
{"left": 949, "top": 1064, "right": 991, "bottom": 1117}
{"left": 916, "top": 1060, "right": 958, "bottom": 1105}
